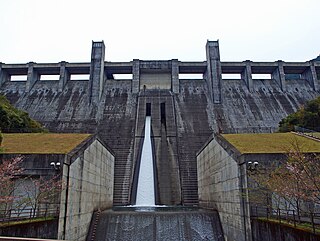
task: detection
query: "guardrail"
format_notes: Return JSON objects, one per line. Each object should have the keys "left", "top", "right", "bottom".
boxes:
{"left": 250, "top": 205, "right": 320, "bottom": 234}
{"left": 0, "top": 237, "right": 65, "bottom": 241}
{"left": 0, "top": 206, "right": 59, "bottom": 223}
{"left": 294, "top": 126, "right": 320, "bottom": 141}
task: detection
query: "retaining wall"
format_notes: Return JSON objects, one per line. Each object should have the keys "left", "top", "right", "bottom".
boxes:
{"left": 0, "top": 219, "right": 58, "bottom": 239}
{"left": 251, "top": 219, "right": 320, "bottom": 241}
{"left": 197, "top": 137, "right": 249, "bottom": 241}
{"left": 58, "top": 140, "right": 114, "bottom": 241}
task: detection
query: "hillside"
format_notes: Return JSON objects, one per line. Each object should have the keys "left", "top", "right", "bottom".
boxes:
{"left": 279, "top": 96, "right": 320, "bottom": 132}
{"left": 0, "top": 95, "right": 46, "bottom": 133}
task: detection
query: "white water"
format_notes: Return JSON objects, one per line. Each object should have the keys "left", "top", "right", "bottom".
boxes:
{"left": 135, "top": 116, "right": 155, "bottom": 206}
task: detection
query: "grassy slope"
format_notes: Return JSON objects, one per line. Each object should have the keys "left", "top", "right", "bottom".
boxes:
{"left": 1, "top": 133, "right": 92, "bottom": 154}
{"left": 222, "top": 133, "right": 320, "bottom": 154}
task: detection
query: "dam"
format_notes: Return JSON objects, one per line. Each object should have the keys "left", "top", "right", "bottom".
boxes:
{"left": 0, "top": 40, "right": 319, "bottom": 240}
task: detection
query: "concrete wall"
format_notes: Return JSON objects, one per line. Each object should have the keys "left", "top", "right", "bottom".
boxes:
{"left": 197, "top": 137, "right": 248, "bottom": 241}
{"left": 175, "top": 79, "right": 214, "bottom": 205}
{"left": 251, "top": 219, "right": 320, "bottom": 241}
{"left": 214, "top": 78, "right": 319, "bottom": 134}
{"left": 0, "top": 219, "right": 58, "bottom": 239}
{"left": 58, "top": 139, "right": 114, "bottom": 241}
{"left": 140, "top": 72, "right": 171, "bottom": 90}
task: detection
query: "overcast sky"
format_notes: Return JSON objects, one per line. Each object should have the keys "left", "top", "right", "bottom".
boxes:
{"left": 0, "top": 0, "right": 319, "bottom": 64}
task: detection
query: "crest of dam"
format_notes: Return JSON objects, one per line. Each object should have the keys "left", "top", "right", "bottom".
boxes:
{"left": 90, "top": 207, "right": 224, "bottom": 241}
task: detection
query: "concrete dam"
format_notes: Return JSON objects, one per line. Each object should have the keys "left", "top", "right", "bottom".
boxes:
{"left": 0, "top": 41, "right": 319, "bottom": 240}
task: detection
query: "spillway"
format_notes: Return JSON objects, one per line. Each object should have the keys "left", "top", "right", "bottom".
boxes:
{"left": 92, "top": 207, "right": 224, "bottom": 241}
{"left": 135, "top": 116, "right": 155, "bottom": 206}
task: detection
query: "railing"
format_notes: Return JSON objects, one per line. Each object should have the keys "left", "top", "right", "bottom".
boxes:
{"left": 250, "top": 205, "right": 320, "bottom": 234}
{"left": 294, "top": 126, "right": 320, "bottom": 140}
{"left": 0, "top": 206, "right": 59, "bottom": 223}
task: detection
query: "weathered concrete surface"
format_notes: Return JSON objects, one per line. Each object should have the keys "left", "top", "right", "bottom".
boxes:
{"left": 214, "top": 78, "right": 320, "bottom": 133}
{"left": 197, "top": 136, "right": 248, "bottom": 241}
{"left": 0, "top": 219, "right": 58, "bottom": 239}
{"left": 175, "top": 80, "right": 213, "bottom": 205}
{"left": 58, "top": 139, "right": 114, "bottom": 241}
{"left": 251, "top": 219, "right": 320, "bottom": 241}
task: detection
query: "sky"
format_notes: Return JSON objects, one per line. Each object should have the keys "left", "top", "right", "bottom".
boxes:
{"left": 0, "top": 0, "right": 319, "bottom": 64}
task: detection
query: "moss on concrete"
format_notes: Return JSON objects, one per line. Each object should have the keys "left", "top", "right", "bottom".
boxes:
{"left": 222, "top": 133, "right": 320, "bottom": 154}
{"left": 1, "top": 133, "right": 92, "bottom": 154}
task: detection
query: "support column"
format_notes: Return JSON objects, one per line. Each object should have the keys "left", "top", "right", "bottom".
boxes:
{"left": 272, "top": 61, "right": 286, "bottom": 92}
{"left": 171, "top": 59, "right": 179, "bottom": 94}
{"left": 206, "top": 41, "right": 222, "bottom": 104}
{"left": 89, "top": 41, "right": 105, "bottom": 104}
{"left": 59, "top": 61, "right": 69, "bottom": 92}
{"left": 132, "top": 59, "right": 140, "bottom": 93}
{"left": 241, "top": 61, "right": 253, "bottom": 92}
{"left": 25, "top": 62, "right": 38, "bottom": 92}
{"left": 0, "top": 63, "right": 5, "bottom": 88}
{"left": 302, "top": 62, "right": 318, "bottom": 91}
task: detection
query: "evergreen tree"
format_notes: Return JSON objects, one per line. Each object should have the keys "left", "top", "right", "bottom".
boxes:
{"left": 0, "top": 95, "right": 46, "bottom": 133}
{"left": 279, "top": 96, "right": 320, "bottom": 132}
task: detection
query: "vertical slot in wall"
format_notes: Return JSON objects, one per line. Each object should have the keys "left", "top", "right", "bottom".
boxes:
{"left": 146, "top": 103, "right": 151, "bottom": 116}
{"left": 160, "top": 102, "right": 166, "bottom": 125}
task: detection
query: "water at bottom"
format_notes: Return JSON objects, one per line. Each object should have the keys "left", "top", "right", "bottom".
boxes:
{"left": 94, "top": 207, "right": 225, "bottom": 241}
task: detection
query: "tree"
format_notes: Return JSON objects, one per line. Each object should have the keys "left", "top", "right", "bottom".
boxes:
{"left": 279, "top": 96, "right": 320, "bottom": 132}
{"left": 20, "top": 175, "right": 63, "bottom": 217}
{"left": 249, "top": 140, "right": 320, "bottom": 213}
{"left": 0, "top": 156, "right": 63, "bottom": 219}
{"left": 0, "top": 95, "right": 46, "bottom": 133}
{"left": 0, "top": 156, "right": 24, "bottom": 216}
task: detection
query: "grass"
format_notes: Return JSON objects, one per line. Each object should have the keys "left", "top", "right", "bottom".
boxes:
{"left": 1, "top": 133, "right": 92, "bottom": 154}
{"left": 257, "top": 217, "right": 320, "bottom": 234}
{"left": 0, "top": 216, "right": 56, "bottom": 227}
{"left": 222, "top": 133, "right": 320, "bottom": 154}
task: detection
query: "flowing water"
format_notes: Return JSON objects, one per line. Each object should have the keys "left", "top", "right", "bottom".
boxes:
{"left": 90, "top": 117, "right": 225, "bottom": 240}
{"left": 135, "top": 116, "right": 155, "bottom": 206}
{"left": 94, "top": 207, "right": 224, "bottom": 241}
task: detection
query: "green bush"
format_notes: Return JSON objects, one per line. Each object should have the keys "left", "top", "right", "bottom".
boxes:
{"left": 0, "top": 95, "right": 46, "bottom": 133}
{"left": 279, "top": 96, "right": 320, "bottom": 132}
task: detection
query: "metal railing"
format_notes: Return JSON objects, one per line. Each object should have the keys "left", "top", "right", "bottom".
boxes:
{"left": 0, "top": 206, "right": 59, "bottom": 223}
{"left": 250, "top": 205, "right": 320, "bottom": 234}
{"left": 294, "top": 126, "right": 320, "bottom": 140}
